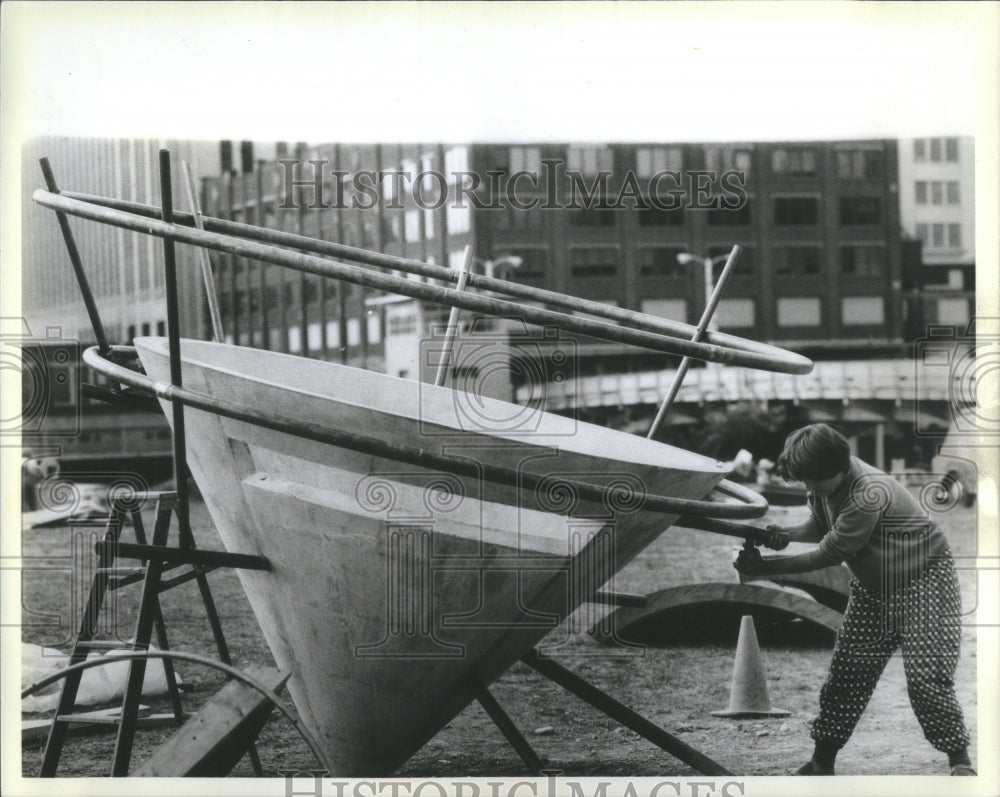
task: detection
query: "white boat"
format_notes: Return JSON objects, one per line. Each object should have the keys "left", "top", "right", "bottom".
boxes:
{"left": 134, "top": 336, "right": 733, "bottom": 775}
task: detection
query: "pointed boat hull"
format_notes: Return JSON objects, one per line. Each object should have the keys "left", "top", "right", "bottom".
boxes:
{"left": 135, "top": 338, "right": 728, "bottom": 774}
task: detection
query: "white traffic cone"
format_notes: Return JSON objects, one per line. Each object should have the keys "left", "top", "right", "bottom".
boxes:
{"left": 712, "top": 614, "right": 789, "bottom": 718}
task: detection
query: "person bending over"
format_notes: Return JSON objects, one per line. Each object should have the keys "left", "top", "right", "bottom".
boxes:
{"left": 736, "top": 423, "right": 974, "bottom": 776}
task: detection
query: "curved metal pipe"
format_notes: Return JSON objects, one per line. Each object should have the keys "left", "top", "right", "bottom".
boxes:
{"left": 36, "top": 189, "right": 812, "bottom": 375}
{"left": 84, "top": 345, "right": 768, "bottom": 520}
{"left": 64, "top": 191, "right": 811, "bottom": 370}
{"left": 21, "top": 649, "right": 334, "bottom": 774}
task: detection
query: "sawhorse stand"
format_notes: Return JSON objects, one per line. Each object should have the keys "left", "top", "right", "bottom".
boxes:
{"left": 39, "top": 490, "right": 271, "bottom": 776}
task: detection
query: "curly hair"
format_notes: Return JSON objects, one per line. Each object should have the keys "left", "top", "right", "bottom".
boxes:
{"left": 775, "top": 423, "right": 851, "bottom": 482}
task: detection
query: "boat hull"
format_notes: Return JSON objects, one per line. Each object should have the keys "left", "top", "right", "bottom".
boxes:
{"left": 135, "top": 338, "right": 728, "bottom": 774}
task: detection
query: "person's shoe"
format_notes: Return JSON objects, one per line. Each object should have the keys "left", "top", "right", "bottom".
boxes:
{"left": 951, "top": 764, "right": 977, "bottom": 776}
{"left": 792, "top": 760, "right": 834, "bottom": 775}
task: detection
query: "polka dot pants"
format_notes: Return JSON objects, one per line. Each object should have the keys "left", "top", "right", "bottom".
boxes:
{"left": 811, "top": 550, "right": 970, "bottom": 753}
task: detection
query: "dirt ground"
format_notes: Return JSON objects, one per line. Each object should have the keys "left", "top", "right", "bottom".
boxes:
{"left": 20, "top": 494, "right": 980, "bottom": 779}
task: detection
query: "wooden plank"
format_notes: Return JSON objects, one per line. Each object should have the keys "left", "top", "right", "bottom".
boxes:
{"left": 131, "top": 665, "right": 288, "bottom": 777}
{"left": 22, "top": 706, "right": 187, "bottom": 741}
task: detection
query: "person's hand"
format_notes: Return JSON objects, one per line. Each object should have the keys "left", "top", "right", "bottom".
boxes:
{"left": 734, "top": 543, "right": 768, "bottom": 576}
{"left": 762, "top": 524, "right": 790, "bottom": 550}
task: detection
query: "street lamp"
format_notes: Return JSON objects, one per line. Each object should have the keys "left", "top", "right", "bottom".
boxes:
{"left": 480, "top": 255, "right": 524, "bottom": 282}
{"left": 676, "top": 251, "right": 733, "bottom": 332}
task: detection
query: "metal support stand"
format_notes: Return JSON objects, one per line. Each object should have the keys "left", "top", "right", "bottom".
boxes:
{"left": 470, "top": 679, "right": 546, "bottom": 775}
{"left": 39, "top": 493, "right": 271, "bottom": 776}
{"left": 521, "top": 649, "right": 732, "bottom": 776}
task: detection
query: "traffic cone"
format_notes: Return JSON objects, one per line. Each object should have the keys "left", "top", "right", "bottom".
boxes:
{"left": 712, "top": 615, "right": 789, "bottom": 718}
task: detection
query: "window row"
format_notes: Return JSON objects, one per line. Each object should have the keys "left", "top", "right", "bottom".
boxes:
{"left": 915, "top": 223, "right": 962, "bottom": 250}
{"left": 913, "top": 138, "right": 960, "bottom": 163}
{"left": 491, "top": 145, "right": 888, "bottom": 180}
{"left": 638, "top": 297, "right": 889, "bottom": 328}
{"left": 914, "top": 181, "right": 960, "bottom": 205}
{"left": 552, "top": 196, "right": 882, "bottom": 227}
{"left": 484, "top": 245, "right": 887, "bottom": 280}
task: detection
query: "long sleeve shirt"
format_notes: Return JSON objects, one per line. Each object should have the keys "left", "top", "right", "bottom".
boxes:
{"left": 810, "top": 457, "right": 950, "bottom": 593}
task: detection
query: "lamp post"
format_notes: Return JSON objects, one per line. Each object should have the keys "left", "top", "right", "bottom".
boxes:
{"left": 646, "top": 245, "right": 743, "bottom": 438}
{"left": 480, "top": 255, "right": 524, "bottom": 282}
{"left": 676, "top": 251, "right": 734, "bottom": 332}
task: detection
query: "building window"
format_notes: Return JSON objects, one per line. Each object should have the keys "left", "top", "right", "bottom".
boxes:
{"left": 382, "top": 214, "right": 401, "bottom": 242}
{"left": 420, "top": 152, "right": 435, "bottom": 188}
{"left": 446, "top": 204, "right": 471, "bottom": 234}
{"left": 635, "top": 146, "right": 683, "bottom": 178}
{"left": 638, "top": 205, "right": 684, "bottom": 227}
{"left": 704, "top": 146, "right": 752, "bottom": 175}
{"left": 444, "top": 146, "right": 468, "bottom": 178}
{"left": 567, "top": 146, "right": 614, "bottom": 176}
{"left": 367, "top": 312, "right": 382, "bottom": 345}
{"left": 841, "top": 297, "right": 885, "bottom": 326}
{"left": 840, "top": 245, "right": 885, "bottom": 277}
{"left": 771, "top": 147, "right": 817, "bottom": 175}
{"left": 948, "top": 224, "right": 962, "bottom": 248}
{"left": 640, "top": 299, "right": 687, "bottom": 322}
{"left": 307, "top": 322, "right": 322, "bottom": 352}
{"left": 569, "top": 247, "right": 618, "bottom": 278}
{"left": 715, "top": 298, "right": 756, "bottom": 329}
{"left": 914, "top": 181, "right": 962, "bottom": 208}
{"left": 932, "top": 224, "right": 945, "bottom": 247}
{"left": 707, "top": 198, "right": 752, "bottom": 226}
{"left": 638, "top": 247, "right": 687, "bottom": 278}
{"left": 836, "top": 149, "right": 883, "bottom": 180}
{"left": 774, "top": 245, "right": 822, "bottom": 275}
{"left": 404, "top": 210, "right": 421, "bottom": 243}
{"left": 510, "top": 146, "right": 542, "bottom": 174}
{"left": 777, "top": 297, "right": 821, "bottom": 327}
{"left": 495, "top": 247, "right": 548, "bottom": 280}
{"left": 839, "top": 196, "right": 881, "bottom": 225}
{"left": 347, "top": 318, "right": 361, "bottom": 347}
{"left": 569, "top": 206, "right": 616, "bottom": 227}
{"left": 382, "top": 171, "right": 399, "bottom": 205}
{"left": 773, "top": 196, "right": 819, "bottom": 225}
{"left": 916, "top": 137, "right": 960, "bottom": 163}
{"left": 497, "top": 203, "right": 544, "bottom": 230}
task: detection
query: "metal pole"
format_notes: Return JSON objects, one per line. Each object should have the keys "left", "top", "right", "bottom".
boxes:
{"left": 647, "top": 246, "right": 742, "bottom": 439}
{"left": 157, "top": 151, "right": 190, "bottom": 515}
{"left": 38, "top": 159, "right": 111, "bottom": 355}
{"left": 57, "top": 191, "right": 814, "bottom": 374}
{"left": 469, "top": 679, "right": 545, "bottom": 774}
{"left": 37, "top": 192, "right": 810, "bottom": 374}
{"left": 521, "top": 650, "right": 732, "bottom": 776}
{"left": 434, "top": 245, "right": 473, "bottom": 387}
{"left": 180, "top": 161, "right": 225, "bottom": 342}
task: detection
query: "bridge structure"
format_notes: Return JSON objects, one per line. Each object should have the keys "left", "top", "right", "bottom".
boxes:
{"left": 516, "top": 354, "right": 985, "bottom": 471}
